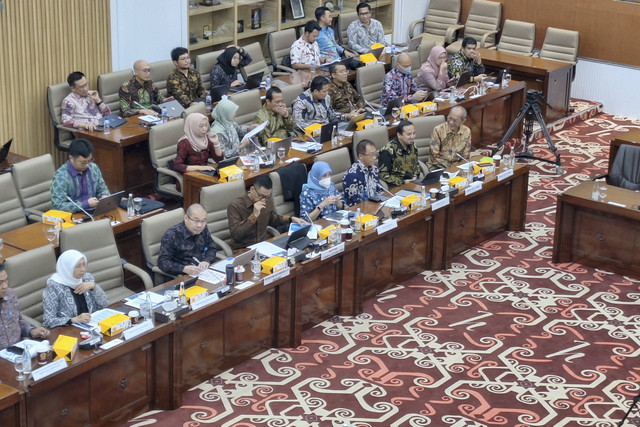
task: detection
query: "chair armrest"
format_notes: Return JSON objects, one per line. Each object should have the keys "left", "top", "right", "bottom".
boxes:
{"left": 275, "top": 64, "right": 296, "bottom": 74}
{"left": 272, "top": 71, "right": 290, "bottom": 77}
{"left": 57, "top": 124, "right": 76, "bottom": 133}
{"left": 151, "top": 266, "right": 177, "bottom": 285}
{"left": 445, "top": 24, "right": 465, "bottom": 44}
{"left": 123, "top": 262, "right": 154, "bottom": 290}
{"left": 365, "top": 102, "right": 383, "bottom": 110}
{"left": 26, "top": 213, "right": 43, "bottom": 223}
{"left": 22, "top": 315, "right": 43, "bottom": 329}
{"left": 419, "top": 160, "right": 429, "bottom": 178}
{"left": 157, "top": 166, "right": 184, "bottom": 187}
{"left": 592, "top": 174, "right": 608, "bottom": 181}
{"left": 479, "top": 30, "right": 500, "bottom": 48}
{"left": 211, "top": 236, "right": 233, "bottom": 258}
{"left": 266, "top": 226, "right": 280, "bottom": 238}
{"left": 408, "top": 19, "right": 425, "bottom": 39}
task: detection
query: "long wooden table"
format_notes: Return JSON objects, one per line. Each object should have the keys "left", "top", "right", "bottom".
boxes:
{"left": 479, "top": 49, "right": 573, "bottom": 123}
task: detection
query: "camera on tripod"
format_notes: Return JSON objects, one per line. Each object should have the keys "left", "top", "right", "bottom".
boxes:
{"left": 526, "top": 89, "right": 544, "bottom": 105}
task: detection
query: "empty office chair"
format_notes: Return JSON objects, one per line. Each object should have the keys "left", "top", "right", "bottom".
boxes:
{"left": 605, "top": 144, "right": 640, "bottom": 191}
{"left": 412, "top": 115, "right": 446, "bottom": 172}
{"left": 0, "top": 173, "right": 27, "bottom": 233}
{"left": 141, "top": 207, "right": 185, "bottom": 285}
{"left": 11, "top": 153, "right": 55, "bottom": 222}
{"left": 60, "top": 218, "right": 153, "bottom": 302}
{"left": 315, "top": 147, "right": 352, "bottom": 192}
{"left": 5, "top": 244, "right": 57, "bottom": 327}
{"left": 239, "top": 42, "right": 276, "bottom": 80}
{"left": 391, "top": 50, "right": 421, "bottom": 79}
{"left": 497, "top": 20, "right": 536, "bottom": 56}
{"left": 149, "top": 59, "right": 175, "bottom": 98}
{"left": 269, "top": 171, "right": 294, "bottom": 218}
{"left": 539, "top": 27, "right": 580, "bottom": 64}
{"left": 356, "top": 63, "right": 386, "bottom": 109}
{"left": 278, "top": 83, "right": 304, "bottom": 116}
{"left": 268, "top": 29, "right": 297, "bottom": 74}
{"left": 338, "top": 11, "right": 359, "bottom": 49}
{"left": 182, "top": 101, "right": 207, "bottom": 118}
{"left": 351, "top": 126, "right": 390, "bottom": 160}
{"left": 196, "top": 48, "right": 224, "bottom": 91}
{"left": 446, "top": 0, "right": 502, "bottom": 55}
{"left": 46, "top": 82, "right": 74, "bottom": 151}
{"left": 409, "top": 0, "right": 461, "bottom": 46}
{"left": 97, "top": 68, "right": 134, "bottom": 113}
{"left": 230, "top": 89, "right": 262, "bottom": 127}
{"left": 148, "top": 119, "right": 185, "bottom": 199}
{"left": 199, "top": 181, "right": 247, "bottom": 258}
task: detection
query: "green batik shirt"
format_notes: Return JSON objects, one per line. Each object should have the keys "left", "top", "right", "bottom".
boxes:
{"left": 118, "top": 77, "right": 162, "bottom": 117}
{"left": 378, "top": 138, "right": 421, "bottom": 189}
{"left": 166, "top": 67, "right": 206, "bottom": 108}
{"left": 252, "top": 105, "right": 295, "bottom": 146}
{"left": 328, "top": 79, "right": 365, "bottom": 114}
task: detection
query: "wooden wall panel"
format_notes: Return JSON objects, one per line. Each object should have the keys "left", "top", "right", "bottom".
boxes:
{"left": 0, "top": 0, "right": 111, "bottom": 164}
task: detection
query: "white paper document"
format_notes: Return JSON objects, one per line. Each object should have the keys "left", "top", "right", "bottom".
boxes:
{"left": 249, "top": 241, "right": 286, "bottom": 257}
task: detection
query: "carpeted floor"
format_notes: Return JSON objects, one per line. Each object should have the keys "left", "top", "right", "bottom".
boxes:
{"left": 126, "top": 109, "right": 640, "bottom": 427}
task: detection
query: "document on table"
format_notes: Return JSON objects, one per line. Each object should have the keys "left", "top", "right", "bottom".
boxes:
{"left": 249, "top": 241, "right": 286, "bottom": 258}
{"left": 291, "top": 141, "right": 321, "bottom": 152}
{"left": 199, "top": 268, "right": 226, "bottom": 285}
{"left": 124, "top": 292, "right": 165, "bottom": 310}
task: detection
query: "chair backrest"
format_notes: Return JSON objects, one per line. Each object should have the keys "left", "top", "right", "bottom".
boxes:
{"left": 417, "top": 39, "right": 437, "bottom": 64}
{"left": 497, "top": 19, "right": 536, "bottom": 56}
{"left": 97, "top": 68, "right": 133, "bottom": 113}
{"left": 463, "top": 0, "right": 502, "bottom": 46}
{"left": 11, "top": 154, "right": 55, "bottom": 218}
{"left": 424, "top": 0, "right": 461, "bottom": 37}
{"left": 196, "top": 49, "right": 224, "bottom": 91}
{"left": 150, "top": 59, "right": 175, "bottom": 98}
{"left": 268, "top": 29, "right": 297, "bottom": 69}
{"left": 356, "top": 63, "right": 386, "bottom": 105}
{"left": 230, "top": 89, "right": 262, "bottom": 126}
{"left": 182, "top": 101, "right": 207, "bottom": 118}
{"left": 46, "top": 82, "right": 73, "bottom": 151}
{"left": 59, "top": 218, "right": 132, "bottom": 302}
{"left": 412, "top": 115, "right": 446, "bottom": 165}
{"left": 199, "top": 180, "right": 247, "bottom": 245}
{"left": 5, "top": 244, "right": 57, "bottom": 325}
{"left": 279, "top": 83, "right": 304, "bottom": 115}
{"left": 0, "top": 173, "right": 27, "bottom": 233}
{"left": 268, "top": 171, "right": 295, "bottom": 217}
{"left": 315, "top": 147, "right": 353, "bottom": 192}
{"left": 148, "top": 119, "right": 185, "bottom": 196}
{"left": 391, "top": 50, "right": 421, "bottom": 79}
{"left": 609, "top": 144, "right": 640, "bottom": 191}
{"left": 352, "top": 126, "right": 390, "bottom": 160}
{"left": 338, "top": 11, "right": 358, "bottom": 46}
{"left": 539, "top": 27, "right": 580, "bottom": 64}
{"left": 141, "top": 207, "right": 185, "bottom": 271}
{"left": 240, "top": 42, "right": 271, "bottom": 81}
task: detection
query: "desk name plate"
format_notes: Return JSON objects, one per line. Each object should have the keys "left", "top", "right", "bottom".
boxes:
{"left": 465, "top": 181, "right": 483, "bottom": 196}
{"left": 264, "top": 266, "right": 291, "bottom": 286}
{"left": 377, "top": 219, "right": 398, "bottom": 235}
{"left": 321, "top": 242, "right": 345, "bottom": 260}
{"left": 32, "top": 358, "right": 68, "bottom": 382}
{"left": 497, "top": 169, "right": 514, "bottom": 182}
{"left": 431, "top": 197, "right": 450, "bottom": 211}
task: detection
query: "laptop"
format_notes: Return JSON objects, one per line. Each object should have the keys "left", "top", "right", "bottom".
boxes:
{"left": 454, "top": 70, "right": 474, "bottom": 88}
{"left": 320, "top": 122, "right": 339, "bottom": 143}
{"left": 382, "top": 97, "right": 405, "bottom": 117}
{"left": 271, "top": 224, "right": 313, "bottom": 250}
{"left": 0, "top": 138, "right": 12, "bottom": 164}
{"left": 407, "top": 36, "right": 422, "bottom": 52}
{"left": 158, "top": 99, "right": 185, "bottom": 118}
{"left": 487, "top": 67, "right": 511, "bottom": 85}
{"left": 413, "top": 168, "right": 445, "bottom": 186}
{"left": 340, "top": 112, "right": 368, "bottom": 132}
{"left": 370, "top": 46, "right": 384, "bottom": 60}
{"left": 271, "top": 138, "right": 292, "bottom": 157}
{"left": 210, "top": 249, "right": 257, "bottom": 273}
{"left": 99, "top": 113, "right": 127, "bottom": 128}
{"left": 200, "top": 156, "right": 240, "bottom": 176}
{"left": 210, "top": 84, "right": 231, "bottom": 102}
{"left": 91, "top": 190, "right": 125, "bottom": 216}
{"left": 228, "top": 71, "right": 264, "bottom": 92}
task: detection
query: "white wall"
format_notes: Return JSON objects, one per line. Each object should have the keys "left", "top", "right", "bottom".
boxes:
{"left": 110, "top": 0, "right": 188, "bottom": 72}
{"left": 393, "top": 0, "right": 430, "bottom": 44}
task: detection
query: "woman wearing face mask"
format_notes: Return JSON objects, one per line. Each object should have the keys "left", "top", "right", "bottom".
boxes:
{"left": 209, "top": 45, "right": 252, "bottom": 88}
{"left": 380, "top": 52, "right": 429, "bottom": 107}
{"left": 416, "top": 46, "right": 454, "bottom": 91}
{"left": 300, "top": 161, "right": 344, "bottom": 220}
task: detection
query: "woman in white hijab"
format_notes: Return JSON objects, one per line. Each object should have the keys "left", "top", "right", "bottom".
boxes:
{"left": 42, "top": 250, "right": 109, "bottom": 329}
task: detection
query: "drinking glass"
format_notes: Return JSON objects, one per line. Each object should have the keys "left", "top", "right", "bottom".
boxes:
{"left": 599, "top": 184, "right": 608, "bottom": 202}
{"left": 251, "top": 154, "right": 260, "bottom": 173}
{"left": 45, "top": 227, "right": 57, "bottom": 243}
{"left": 133, "top": 197, "right": 143, "bottom": 216}
{"left": 14, "top": 355, "right": 25, "bottom": 381}
{"left": 337, "top": 131, "right": 346, "bottom": 146}
{"left": 391, "top": 107, "right": 400, "bottom": 124}
{"left": 0, "top": 236, "right": 3, "bottom": 256}
{"left": 277, "top": 146, "right": 286, "bottom": 164}
{"left": 504, "top": 73, "right": 512, "bottom": 86}
{"left": 251, "top": 259, "right": 261, "bottom": 280}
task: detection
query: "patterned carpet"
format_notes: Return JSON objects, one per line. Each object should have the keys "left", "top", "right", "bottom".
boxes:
{"left": 127, "top": 109, "right": 640, "bottom": 427}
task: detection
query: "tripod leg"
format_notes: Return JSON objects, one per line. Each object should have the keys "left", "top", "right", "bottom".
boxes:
{"left": 492, "top": 105, "right": 530, "bottom": 156}
{"left": 532, "top": 104, "right": 563, "bottom": 173}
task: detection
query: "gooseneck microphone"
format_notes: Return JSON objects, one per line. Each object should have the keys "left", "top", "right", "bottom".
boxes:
{"left": 66, "top": 196, "right": 94, "bottom": 222}
{"left": 295, "top": 123, "right": 322, "bottom": 152}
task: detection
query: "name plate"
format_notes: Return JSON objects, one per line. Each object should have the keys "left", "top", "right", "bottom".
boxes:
{"left": 431, "top": 197, "right": 450, "bottom": 211}
{"left": 465, "top": 181, "right": 483, "bottom": 196}
{"left": 264, "top": 266, "right": 291, "bottom": 286}
{"left": 100, "top": 338, "right": 123, "bottom": 350}
{"left": 377, "top": 219, "right": 398, "bottom": 235}
{"left": 32, "top": 358, "right": 68, "bottom": 382}
{"left": 497, "top": 169, "right": 514, "bottom": 182}
{"left": 123, "top": 319, "right": 154, "bottom": 341}
{"left": 321, "top": 242, "right": 345, "bottom": 260}
{"left": 190, "top": 292, "right": 220, "bottom": 310}
{"left": 236, "top": 281, "right": 256, "bottom": 290}
{"left": 607, "top": 201, "right": 626, "bottom": 208}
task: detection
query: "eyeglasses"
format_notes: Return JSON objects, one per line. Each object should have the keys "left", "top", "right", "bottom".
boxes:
{"left": 359, "top": 11, "right": 371, "bottom": 16}
{"left": 136, "top": 68, "right": 152, "bottom": 73}
{"left": 0, "top": 279, "right": 8, "bottom": 286}
{"left": 187, "top": 215, "right": 207, "bottom": 225}
{"left": 73, "top": 157, "right": 93, "bottom": 167}
{"left": 253, "top": 188, "right": 272, "bottom": 200}
{"left": 178, "top": 55, "right": 192, "bottom": 62}
{"left": 363, "top": 152, "right": 378, "bottom": 158}
{"left": 447, "top": 115, "right": 463, "bottom": 124}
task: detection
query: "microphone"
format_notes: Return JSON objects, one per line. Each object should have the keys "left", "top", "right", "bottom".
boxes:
{"left": 303, "top": 211, "right": 318, "bottom": 240}
{"left": 66, "top": 196, "right": 94, "bottom": 222}
{"left": 247, "top": 136, "right": 271, "bottom": 163}
{"left": 295, "top": 123, "right": 322, "bottom": 152}
{"left": 456, "top": 152, "right": 474, "bottom": 176}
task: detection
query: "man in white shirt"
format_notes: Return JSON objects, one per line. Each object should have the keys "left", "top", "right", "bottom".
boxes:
{"left": 290, "top": 21, "right": 329, "bottom": 70}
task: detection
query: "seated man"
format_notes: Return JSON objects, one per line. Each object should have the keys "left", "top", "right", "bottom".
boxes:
{"left": 51, "top": 138, "right": 110, "bottom": 213}
{"left": 347, "top": 2, "right": 386, "bottom": 54}
{"left": 0, "top": 262, "right": 50, "bottom": 351}
{"left": 167, "top": 47, "right": 207, "bottom": 108}
{"left": 328, "top": 63, "right": 365, "bottom": 115}
{"left": 316, "top": 6, "right": 354, "bottom": 62}
{"left": 381, "top": 53, "right": 429, "bottom": 106}
{"left": 119, "top": 59, "right": 173, "bottom": 117}
{"left": 228, "top": 175, "right": 306, "bottom": 250}
{"left": 378, "top": 120, "right": 421, "bottom": 189}
{"left": 429, "top": 106, "right": 471, "bottom": 170}
{"left": 342, "top": 139, "right": 381, "bottom": 206}
{"left": 293, "top": 76, "right": 359, "bottom": 129}
{"left": 290, "top": 20, "right": 329, "bottom": 70}
{"left": 61, "top": 71, "right": 111, "bottom": 132}
{"left": 158, "top": 203, "right": 217, "bottom": 277}
{"left": 253, "top": 87, "right": 295, "bottom": 146}
{"left": 447, "top": 37, "right": 487, "bottom": 84}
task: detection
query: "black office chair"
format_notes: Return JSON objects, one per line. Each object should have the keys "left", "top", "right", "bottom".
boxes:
{"left": 594, "top": 144, "right": 640, "bottom": 191}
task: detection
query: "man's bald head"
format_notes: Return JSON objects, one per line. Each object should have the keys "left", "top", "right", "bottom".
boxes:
{"left": 133, "top": 59, "right": 152, "bottom": 84}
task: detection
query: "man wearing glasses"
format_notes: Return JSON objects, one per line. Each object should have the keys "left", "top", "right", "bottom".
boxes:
{"left": 347, "top": 2, "right": 387, "bottom": 54}
{"left": 228, "top": 176, "right": 306, "bottom": 250}
{"left": 167, "top": 47, "right": 207, "bottom": 108}
{"left": 158, "top": 203, "right": 218, "bottom": 277}
{"left": 328, "top": 63, "right": 365, "bottom": 114}
{"left": 119, "top": 59, "right": 174, "bottom": 117}
{"left": 51, "top": 138, "right": 110, "bottom": 213}
{"left": 343, "top": 139, "right": 381, "bottom": 206}
{"left": 429, "top": 106, "right": 472, "bottom": 171}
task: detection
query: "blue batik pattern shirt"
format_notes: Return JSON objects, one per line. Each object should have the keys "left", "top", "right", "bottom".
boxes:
{"left": 342, "top": 161, "right": 380, "bottom": 207}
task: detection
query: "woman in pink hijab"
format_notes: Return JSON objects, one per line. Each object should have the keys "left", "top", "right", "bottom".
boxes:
{"left": 416, "top": 46, "right": 451, "bottom": 91}
{"left": 173, "top": 112, "right": 224, "bottom": 173}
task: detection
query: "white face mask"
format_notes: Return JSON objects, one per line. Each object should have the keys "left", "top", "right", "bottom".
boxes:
{"left": 401, "top": 66, "right": 412, "bottom": 75}
{"left": 319, "top": 177, "right": 331, "bottom": 188}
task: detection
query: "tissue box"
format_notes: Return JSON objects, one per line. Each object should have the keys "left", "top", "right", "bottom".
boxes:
{"left": 304, "top": 123, "right": 322, "bottom": 139}
{"left": 358, "top": 214, "right": 379, "bottom": 231}
{"left": 319, "top": 225, "right": 337, "bottom": 240}
{"left": 401, "top": 104, "right": 419, "bottom": 119}
{"left": 43, "top": 210, "right": 74, "bottom": 227}
{"left": 473, "top": 162, "right": 495, "bottom": 175}
{"left": 371, "top": 43, "right": 385, "bottom": 50}
{"left": 355, "top": 118, "right": 374, "bottom": 131}
{"left": 99, "top": 313, "right": 131, "bottom": 336}
{"left": 53, "top": 335, "right": 78, "bottom": 361}
{"left": 261, "top": 256, "right": 288, "bottom": 275}
{"left": 401, "top": 194, "right": 421, "bottom": 210}
{"left": 448, "top": 176, "right": 468, "bottom": 190}
{"left": 416, "top": 101, "right": 437, "bottom": 113}
{"left": 185, "top": 285, "right": 209, "bottom": 304}
{"left": 219, "top": 164, "right": 244, "bottom": 182}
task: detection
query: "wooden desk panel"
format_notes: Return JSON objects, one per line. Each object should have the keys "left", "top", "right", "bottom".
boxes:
{"left": 0, "top": 383, "right": 23, "bottom": 427}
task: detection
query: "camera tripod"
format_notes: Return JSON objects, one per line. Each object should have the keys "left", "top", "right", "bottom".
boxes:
{"left": 618, "top": 389, "right": 640, "bottom": 426}
{"left": 492, "top": 89, "right": 563, "bottom": 174}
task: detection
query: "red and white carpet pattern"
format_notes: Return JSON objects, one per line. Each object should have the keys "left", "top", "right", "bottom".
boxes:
{"left": 127, "top": 111, "right": 640, "bottom": 427}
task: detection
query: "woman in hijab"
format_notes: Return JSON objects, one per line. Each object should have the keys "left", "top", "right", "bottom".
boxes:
{"left": 416, "top": 46, "right": 452, "bottom": 91}
{"left": 42, "top": 250, "right": 109, "bottom": 329}
{"left": 209, "top": 98, "right": 258, "bottom": 158}
{"left": 209, "top": 45, "right": 252, "bottom": 88}
{"left": 300, "top": 161, "right": 344, "bottom": 220}
{"left": 173, "top": 112, "right": 224, "bottom": 173}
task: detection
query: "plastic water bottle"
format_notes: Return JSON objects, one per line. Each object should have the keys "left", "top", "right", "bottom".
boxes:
{"left": 22, "top": 344, "right": 32, "bottom": 377}
{"left": 391, "top": 44, "right": 397, "bottom": 55}
{"left": 127, "top": 193, "right": 135, "bottom": 219}
{"left": 179, "top": 281, "right": 187, "bottom": 306}
{"left": 103, "top": 119, "right": 110, "bottom": 135}
{"left": 265, "top": 75, "right": 271, "bottom": 90}
{"left": 331, "top": 125, "right": 337, "bottom": 147}
{"left": 310, "top": 59, "right": 316, "bottom": 73}
{"left": 205, "top": 93, "right": 212, "bottom": 112}
{"left": 421, "top": 185, "right": 427, "bottom": 208}
{"left": 140, "top": 292, "right": 153, "bottom": 321}
{"left": 162, "top": 107, "right": 168, "bottom": 123}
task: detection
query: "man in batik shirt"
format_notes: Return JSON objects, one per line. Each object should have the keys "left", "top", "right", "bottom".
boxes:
{"left": 343, "top": 139, "right": 381, "bottom": 206}
{"left": 378, "top": 120, "right": 421, "bottom": 188}
{"left": 347, "top": 2, "right": 386, "bottom": 54}
{"left": 380, "top": 53, "right": 429, "bottom": 107}
{"left": 290, "top": 21, "right": 329, "bottom": 70}
{"left": 61, "top": 71, "right": 111, "bottom": 132}
{"left": 328, "top": 63, "right": 365, "bottom": 114}
{"left": 253, "top": 87, "right": 295, "bottom": 146}
{"left": 166, "top": 47, "right": 207, "bottom": 108}
{"left": 119, "top": 59, "right": 174, "bottom": 117}
{"left": 429, "top": 106, "right": 471, "bottom": 170}
{"left": 447, "top": 37, "right": 487, "bottom": 84}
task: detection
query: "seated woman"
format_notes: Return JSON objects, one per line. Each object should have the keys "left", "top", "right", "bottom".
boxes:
{"left": 300, "top": 161, "right": 344, "bottom": 220}
{"left": 42, "top": 250, "right": 109, "bottom": 329}
{"left": 209, "top": 45, "right": 252, "bottom": 88}
{"left": 173, "top": 112, "right": 224, "bottom": 174}
{"left": 209, "top": 98, "right": 257, "bottom": 158}
{"left": 416, "top": 46, "right": 452, "bottom": 92}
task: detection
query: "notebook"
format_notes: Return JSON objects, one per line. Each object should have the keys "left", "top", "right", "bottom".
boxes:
{"left": 228, "top": 71, "right": 265, "bottom": 92}
{"left": 0, "top": 138, "right": 13, "bottom": 164}
{"left": 91, "top": 191, "right": 125, "bottom": 216}
{"left": 158, "top": 99, "right": 185, "bottom": 118}
{"left": 271, "top": 224, "right": 313, "bottom": 250}
{"left": 210, "top": 249, "right": 257, "bottom": 273}
{"left": 413, "top": 169, "right": 445, "bottom": 186}
{"left": 99, "top": 113, "right": 127, "bottom": 128}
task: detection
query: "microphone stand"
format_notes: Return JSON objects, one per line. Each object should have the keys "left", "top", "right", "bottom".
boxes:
{"left": 247, "top": 137, "right": 273, "bottom": 166}
{"left": 295, "top": 123, "right": 322, "bottom": 153}
{"left": 66, "top": 196, "right": 94, "bottom": 222}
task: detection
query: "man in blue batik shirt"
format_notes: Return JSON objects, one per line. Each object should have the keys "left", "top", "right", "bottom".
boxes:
{"left": 342, "top": 139, "right": 381, "bottom": 207}
{"left": 316, "top": 7, "right": 355, "bottom": 62}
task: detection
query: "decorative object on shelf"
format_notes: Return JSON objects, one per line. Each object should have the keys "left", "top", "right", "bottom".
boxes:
{"left": 199, "top": 0, "right": 221, "bottom": 5}
{"left": 189, "top": 0, "right": 198, "bottom": 9}
{"left": 290, "top": 0, "right": 305, "bottom": 20}
{"left": 189, "top": 32, "right": 197, "bottom": 44}
{"left": 238, "top": 20, "right": 244, "bottom": 34}
{"left": 203, "top": 25, "right": 212, "bottom": 40}
{"left": 324, "top": 1, "right": 334, "bottom": 12}
{"left": 251, "top": 8, "right": 262, "bottom": 30}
